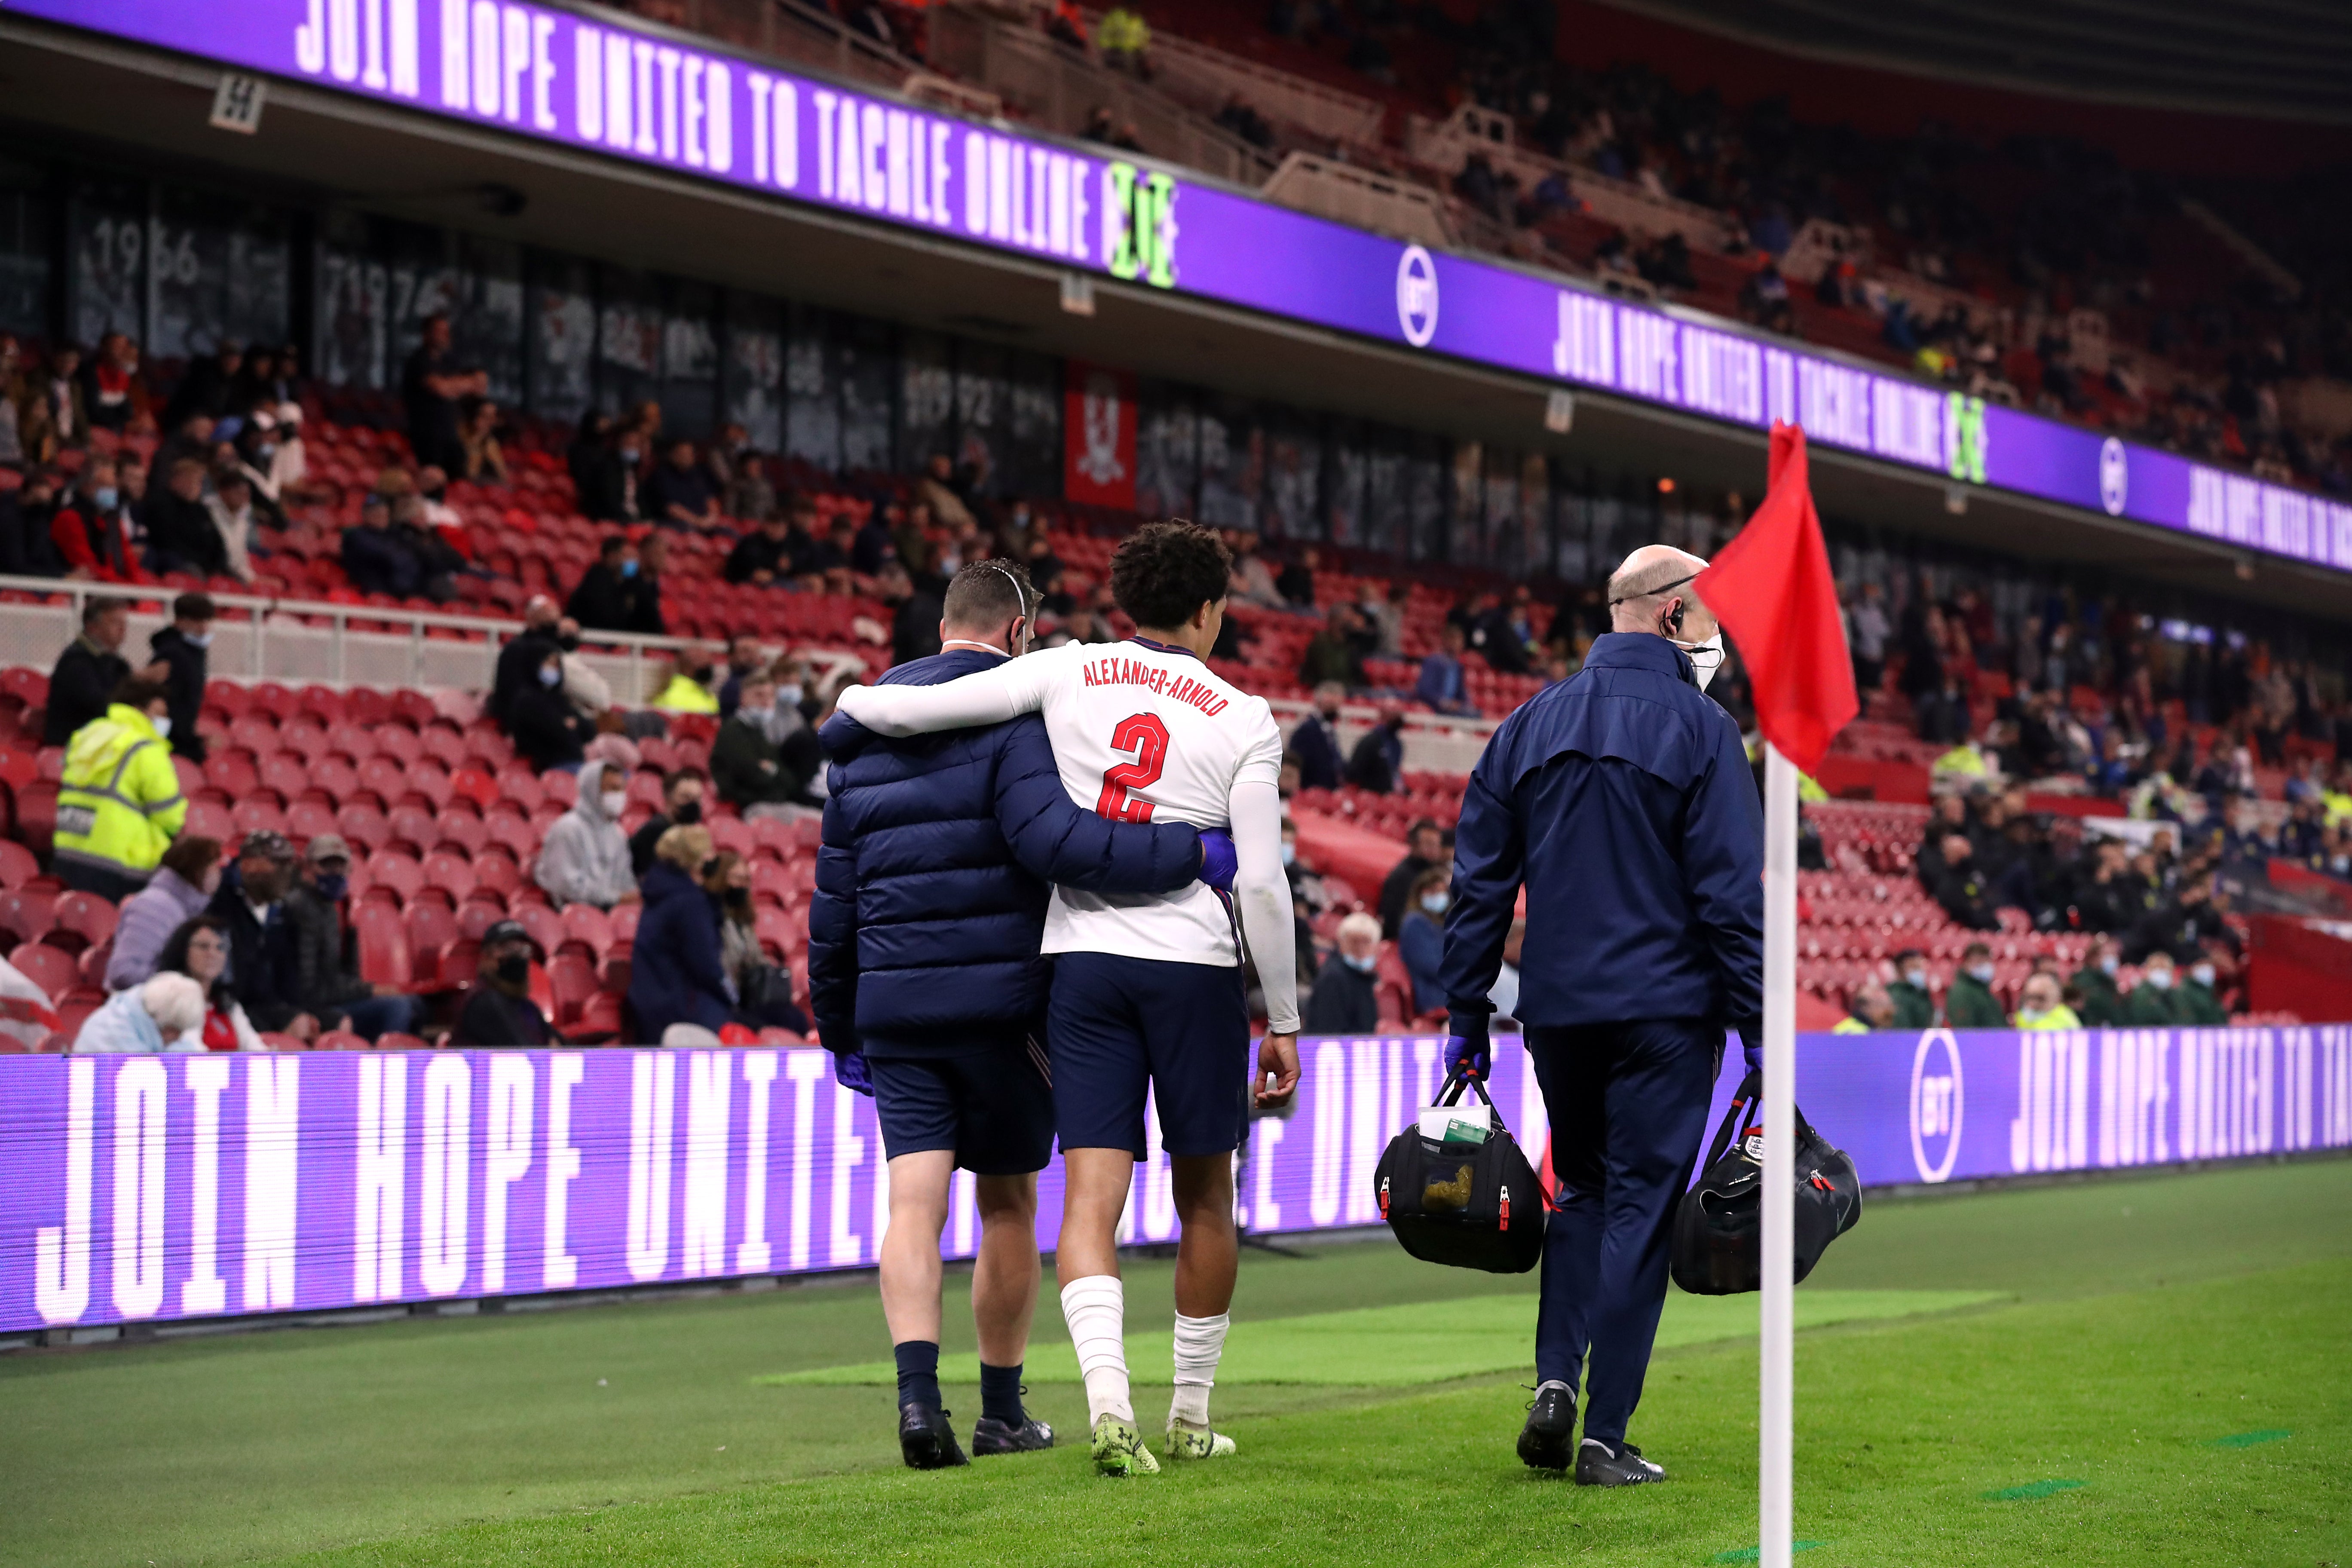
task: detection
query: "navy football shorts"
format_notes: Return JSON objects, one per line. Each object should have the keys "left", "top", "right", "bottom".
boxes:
{"left": 1047, "top": 952, "right": 1251, "bottom": 1158}
{"left": 868, "top": 1037, "right": 1056, "bottom": 1176}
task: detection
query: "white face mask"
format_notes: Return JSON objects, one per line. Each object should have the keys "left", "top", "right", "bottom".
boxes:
{"left": 2144, "top": 969, "right": 2173, "bottom": 991}
{"left": 1280, "top": 840, "right": 1296, "bottom": 866}
{"left": 1966, "top": 962, "right": 1994, "bottom": 984}
{"left": 1675, "top": 632, "right": 1725, "bottom": 692}
{"left": 1421, "top": 892, "right": 1449, "bottom": 915}
{"left": 775, "top": 683, "right": 804, "bottom": 708}
{"left": 600, "top": 793, "right": 627, "bottom": 817}
{"left": 152, "top": 714, "right": 172, "bottom": 739}
{"left": 2100, "top": 955, "right": 2119, "bottom": 976}
{"left": 2190, "top": 963, "right": 2215, "bottom": 987}
{"left": 184, "top": 631, "right": 213, "bottom": 649}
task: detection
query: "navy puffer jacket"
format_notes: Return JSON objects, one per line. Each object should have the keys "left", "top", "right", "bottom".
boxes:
{"left": 809, "top": 648, "right": 1202, "bottom": 1056}
{"left": 628, "top": 861, "right": 733, "bottom": 1041}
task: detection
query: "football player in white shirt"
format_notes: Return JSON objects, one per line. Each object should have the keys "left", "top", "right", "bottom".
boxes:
{"left": 837, "top": 522, "right": 1301, "bottom": 1477}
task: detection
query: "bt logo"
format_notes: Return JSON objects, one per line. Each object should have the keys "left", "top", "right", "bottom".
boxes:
{"left": 1395, "top": 244, "right": 1438, "bottom": 347}
{"left": 1908, "top": 1029, "right": 1964, "bottom": 1182}
{"left": 2099, "top": 437, "right": 2128, "bottom": 516}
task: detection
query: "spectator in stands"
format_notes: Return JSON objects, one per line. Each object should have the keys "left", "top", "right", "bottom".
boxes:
{"left": 51, "top": 455, "right": 146, "bottom": 582}
{"left": 200, "top": 470, "right": 260, "bottom": 583}
{"left": 2176, "top": 956, "right": 2228, "bottom": 1025}
{"left": 80, "top": 331, "right": 148, "bottom": 436}
{"left": 55, "top": 676, "right": 185, "bottom": 902}
{"left": 631, "top": 767, "right": 706, "bottom": 878}
{"left": 1274, "top": 545, "right": 1320, "bottom": 610}
{"left": 231, "top": 412, "right": 294, "bottom": 519}
{"left": 566, "top": 534, "right": 646, "bottom": 632}
{"left": 1378, "top": 819, "right": 1448, "bottom": 940}
{"left": 400, "top": 313, "right": 478, "bottom": 475}
{"left": 1226, "top": 531, "right": 1283, "bottom": 609}
{"left": 652, "top": 647, "right": 721, "bottom": 715}
{"left": 21, "top": 343, "right": 86, "bottom": 464}
{"left": 882, "top": 564, "right": 945, "bottom": 670}
{"left": 1346, "top": 705, "right": 1408, "bottom": 796}
{"left": 487, "top": 595, "right": 563, "bottom": 732}
{"left": 207, "top": 831, "right": 320, "bottom": 1043}
{"left": 286, "top": 835, "right": 426, "bottom": 1041}
{"left": 717, "top": 636, "right": 770, "bottom": 715}
{"left": 645, "top": 437, "right": 720, "bottom": 530}
{"left": 713, "top": 675, "right": 811, "bottom": 812}
{"left": 1847, "top": 582, "right": 1889, "bottom": 695}
{"left": 1473, "top": 586, "right": 1539, "bottom": 677}
{"left": 629, "top": 823, "right": 735, "bottom": 1044}
{"left": 1299, "top": 604, "right": 1367, "bottom": 691}
{"left": 536, "top": 759, "right": 639, "bottom": 910}
{"left": 1886, "top": 949, "right": 1936, "bottom": 1027}
{"left": 0, "top": 334, "right": 22, "bottom": 467}
{"left": 456, "top": 394, "right": 506, "bottom": 482}
{"left": 389, "top": 494, "right": 464, "bottom": 603}
{"left": 2125, "top": 950, "right": 2179, "bottom": 1025}
{"left": 725, "top": 511, "right": 799, "bottom": 586}
{"left": 507, "top": 641, "right": 591, "bottom": 774}
{"left": 1290, "top": 683, "right": 1346, "bottom": 792}
{"left": 341, "top": 493, "right": 423, "bottom": 599}
{"left": 154, "top": 916, "right": 268, "bottom": 1051}
{"left": 45, "top": 596, "right": 137, "bottom": 746}
{"left": 851, "top": 508, "right": 899, "bottom": 577}
{"left": 1302, "top": 912, "right": 1382, "bottom": 1035}
{"left": 2070, "top": 934, "right": 2125, "bottom": 1026}
{"left": 568, "top": 411, "right": 618, "bottom": 514}
{"left": 450, "top": 920, "right": 557, "bottom": 1047}
{"left": 630, "top": 532, "right": 671, "bottom": 634}
{"left": 2013, "top": 970, "right": 2080, "bottom": 1031}
{"left": 163, "top": 341, "right": 242, "bottom": 433}
{"left": 1359, "top": 580, "right": 1406, "bottom": 656}
{"left": 2126, "top": 870, "right": 2234, "bottom": 968}
{"left": 1927, "top": 833, "right": 2001, "bottom": 931}
{"left": 1945, "top": 941, "right": 2005, "bottom": 1028}
{"left": 707, "top": 851, "right": 808, "bottom": 1035}
{"left": 1832, "top": 980, "right": 1896, "bottom": 1034}
{"left": 140, "top": 457, "right": 227, "bottom": 579}
{"left": 0, "top": 466, "right": 68, "bottom": 577}
{"left": 72, "top": 972, "right": 208, "bottom": 1055}
{"left": 1417, "top": 622, "right": 1477, "bottom": 716}
{"left": 1396, "top": 866, "right": 1451, "bottom": 1015}
{"left": 145, "top": 592, "right": 215, "bottom": 762}
{"left": 107, "top": 836, "right": 223, "bottom": 991}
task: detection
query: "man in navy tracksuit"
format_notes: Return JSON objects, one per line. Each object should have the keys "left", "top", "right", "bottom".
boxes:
{"left": 810, "top": 559, "right": 1228, "bottom": 1471}
{"left": 1439, "top": 545, "right": 1762, "bottom": 1486}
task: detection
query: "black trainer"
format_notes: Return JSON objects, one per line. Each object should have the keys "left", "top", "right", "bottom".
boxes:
{"left": 972, "top": 1413, "right": 1055, "bottom": 1455}
{"left": 1575, "top": 1437, "right": 1666, "bottom": 1486}
{"left": 1517, "top": 1381, "right": 1576, "bottom": 1471}
{"left": 898, "top": 1403, "right": 971, "bottom": 1470}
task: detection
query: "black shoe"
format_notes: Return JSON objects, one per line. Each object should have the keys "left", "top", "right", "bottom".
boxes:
{"left": 972, "top": 1413, "right": 1056, "bottom": 1455}
{"left": 1575, "top": 1437, "right": 1666, "bottom": 1487}
{"left": 898, "top": 1403, "right": 970, "bottom": 1470}
{"left": 1517, "top": 1381, "right": 1576, "bottom": 1471}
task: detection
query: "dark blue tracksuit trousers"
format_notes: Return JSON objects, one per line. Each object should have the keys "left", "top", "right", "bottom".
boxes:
{"left": 1526, "top": 1017, "right": 1723, "bottom": 1446}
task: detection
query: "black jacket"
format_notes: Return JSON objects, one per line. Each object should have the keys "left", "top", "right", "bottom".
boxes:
{"left": 147, "top": 626, "right": 208, "bottom": 761}
{"left": 506, "top": 683, "right": 588, "bottom": 772}
{"left": 451, "top": 986, "right": 554, "bottom": 1047}
{"left": 44, "top": 638, "right": 131, "bottom": 747}
{"left": 1290, "top": 713, "right": 1344, "bottom": 792}
{"left": 208, "top": 872, "right": 306, "bottom": 1033}
{"left": 1378, "top": 852, "right": 1439, "bottom": 940}
{"left": 891, "top": 592, "right": 944, "bottom": 670}
{"left": 1302, "top": 952, "right": 1379, "bottom": 1035}
{"left": 710, "top": 713, "right": 802, "bottom": 806}
{"left": 489, "top": 629, "right": 561, "bottom": 729}
{"left": 143, "top": 493, "right": 227, "bottom": 577}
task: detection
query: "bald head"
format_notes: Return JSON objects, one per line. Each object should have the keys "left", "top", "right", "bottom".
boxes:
{"left": 1607, "top": 545, "right": 1717, "bottom": 640}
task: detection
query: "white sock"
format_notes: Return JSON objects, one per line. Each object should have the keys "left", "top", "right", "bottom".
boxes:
{"left": 1169, "top": 1311, "right": 1230, "bottom": 1429}
{"left": 1060, "top": 1275, "right": 1132, "bottom": 1424}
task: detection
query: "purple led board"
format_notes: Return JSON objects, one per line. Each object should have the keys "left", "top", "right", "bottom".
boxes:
{"left": 15, "top": 0, "right": 2352, "bottom": 573}
{"left": 5, "top": 1029, "right": 2344, "bottom": 1334}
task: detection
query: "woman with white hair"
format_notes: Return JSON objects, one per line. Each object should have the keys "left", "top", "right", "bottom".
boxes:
{"left": 1302, "top": 911, "right": 1385, "bottom": 1035}
{"left": 71, "top": 973, "right": 212, "bottom": 1053}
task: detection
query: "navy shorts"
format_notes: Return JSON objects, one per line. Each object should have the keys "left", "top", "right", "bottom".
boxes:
{"left": 1047, "top": 952, "right": 1250, "bottom": 1158}
{"left": 868, "top": 1040, "right": 1056, "bottom": 1176}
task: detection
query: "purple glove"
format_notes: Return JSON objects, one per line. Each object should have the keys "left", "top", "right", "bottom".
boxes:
{"left": 833, "top": 1047, "right": 873, "bottom": 1096}
{"left": 1197, "top": 828, "right": 1237, "bottom": 893}
{"left": 1444, "top": 1033, "right": 1490, "bottom": 1083}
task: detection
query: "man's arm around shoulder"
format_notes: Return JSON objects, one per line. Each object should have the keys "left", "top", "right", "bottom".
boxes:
{"left": 992, "top": 714, "right": 1200, "bottom": 893}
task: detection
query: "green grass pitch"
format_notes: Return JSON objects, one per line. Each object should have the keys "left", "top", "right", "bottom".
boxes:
{"left": 1, "top": 1159, "right": 2346, "bottom": 1567}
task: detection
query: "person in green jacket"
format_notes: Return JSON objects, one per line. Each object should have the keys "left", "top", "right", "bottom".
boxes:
{"left": 2069, "top": 934, "right": 2126, "bottom": 1026}
{"left": 2174, "top": 957, "right": 2229, "bottom": 1025}
{"left": 2124, "top": 950, "right": 2182, "bottom": 1026}
{"left": 1886, "top": 948, "right": 1937, "bottom": 1029}
{"left": 1945, "top": 941, "right": 2006, "bottom": 1028}
{"left": 710, "top": 674, "right": 807, "bottom": 809}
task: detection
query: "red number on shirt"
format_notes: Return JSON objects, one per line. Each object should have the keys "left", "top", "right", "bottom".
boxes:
{"left": 1095, "top": 713, "right": 1170, "bottom": 821}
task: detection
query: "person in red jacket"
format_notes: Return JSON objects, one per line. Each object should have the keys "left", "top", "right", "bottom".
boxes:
{"left": 49, "top": 455, "right": 151, "bottom": 584}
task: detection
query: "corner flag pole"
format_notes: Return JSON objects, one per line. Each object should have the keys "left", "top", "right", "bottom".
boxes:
{"left": 1759, "top": 741, "right": 1797, "bottom": 1568}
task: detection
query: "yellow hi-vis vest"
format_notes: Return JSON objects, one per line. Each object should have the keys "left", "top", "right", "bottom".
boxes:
{"left": 54, "top": 704, "right": 187, "bottom": 879}
{"left": 651, "top": 673, "right": 719, "bottom": 714}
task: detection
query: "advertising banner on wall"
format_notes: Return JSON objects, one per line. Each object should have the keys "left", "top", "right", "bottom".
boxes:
{"left": 1063, "top": 360, "right": 1138, "bottom": 511}
{"left": 15, "top": 0, "right": 2352, "bottom": 576}
{"left": 3, "top": 1027, "right": 2345, "bottom": 1336}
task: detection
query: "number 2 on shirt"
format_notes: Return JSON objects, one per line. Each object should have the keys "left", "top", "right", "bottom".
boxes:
{"left": 1095, "top": 713, "right": 1169, "bottom": 821}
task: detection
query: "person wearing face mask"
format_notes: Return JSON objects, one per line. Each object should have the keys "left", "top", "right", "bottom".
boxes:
{"left": 630, "top": 769, "right": 707, "bottom": 878}
{"left": 2012, "top": 970, "right": 2081, "bottom": 1031}
{"left": 2126, "top": 949, "right": 2183, "bottom": 1026}
{"left": 536, "top": 759, "right": 640, "bottom": 910}
{"left": 285, "top": 835, "right": 429, "bottom": 1041}
{"left": 2174, "top": 956, "right": 2229, "bottom": 1026}
{"left": 1396, "top": 867, "right": 1453, "bottom": 1015}
{"left": 1945, "top": 941, "right": 2006, "bottom": 1028}
{"left": 55, "top": 676, "right": 187, "bottom": 903}
{"left": 145, "top": 593, "right": 216, "bottom": 762}
{"left": 653, "top": 646, "right": 723, "bottom": 716}
{"left": 711, "top": 675, "right": 809, "bottom": 812}
{"left": 565, "top": 533, "right": 650, "bottom": 633}
{"left": 451, "top": 922, "right": 558, "bottom": 1047}
{"left": 2069, "top": 935, "right": 2127, "bottom": 1026}
{"left": 106, "top": 836, "right": 224, "bottom": 990}
{"left": 1289, "top": 682, "right": 1347, "bottom": 793}
{"left": 506, "top": 647, "right": 590, "bottom": 774}
{"left": 1436, "top": 542, "right": 1760, "bottom": 1487}
{"left": 1301, "top": 912, "right": 1384, "bottom": 1035}
{"left": 1885, "top": 948, "right": 1937, "bottom": 1028}
{"left": 702, "top": 850, "right": 810, "bottom": 1035}
{"left": 153, "top": 916, "right": 267, "bottom": 1051}
{"left": 204, "top": 831, "right": 322, "bottom": 1043}
{"left": 628, "top": 824, "right": 740, "bottom": 1044}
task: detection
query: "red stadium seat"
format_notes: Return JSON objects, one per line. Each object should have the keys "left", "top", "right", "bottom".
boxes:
{"left": 608, "top": 901, "right": 641, "bottom": 944}
{"left": 558, "top": 902, "right": 613, "bottom": 957}
{"left": 386, "top": 805, "right": 438, "bottom": 853}
{"left": 0, "top": 840, "right": 37, "bottom": 890}
{"left": 433, "top": 812, "right": 488, "bottom": 856}
{"left": 472, "top": 849, "right": 523, "bottom": 902}
{"left": 422, "top": 850, "right": 477, "bottom": 903}
{"left": 548, "top": 952, "right": 597, "bottom": 1026}
{"left": 374, "top": 725, "right": 423, "bottom": 766}
{"left": 309, "top": 756, "right": 360, "bottom": 803}
{"left": 625, "top": 772, "right": 666, "bottom": 812}
{"left": 205, "top": 751, "right": 260, "bottom": 799}
{"left": 366, "top": 850, "right": 423, "bottom": 905}
{"left": 316, "top": 1029, "right": 369, "bottom": 1052}
{"left": 335, "top": 802, "right": 389, "bottom": 854}
{"left": 286, "top": 799, "right": 340, "bottom": 846}
{"left": 227, "top": 715, "right": 279, "bottom": 755}
{"left": 440, "top": 938, "right": 481, "bottom": 990}
{"left": 410, "top": 899, "right": 462, "bottom": 979}
{"left": 356, "top": 755, "right": 406, "bottom": 805}
{"left": 8, "top": 942, "right": 75, "bottom": 1002}
{"left": 0, "top": 889, "right": 56, "bottom": 953}
{"left": 540, "top": 768, "right": 577, "bottom": 807}
{"left": 454, "top": 897, "right": 505, "bottom": 943}
{"left": 231, "top": 797, "right": 288, "bottom": 840}
{"left": 571, "top": 989, "right": 625, "bottom": 1042}
{"left": 354, "top": 905, "right": 412, "bottom": 987}
{"left": 401, "top": 763, "right": 454, "bottom": 812}
{"left": 450, "top": 767, "right": 500, "bottom": 811}
{"left": 325, "top": 724, "right": 376, "bottom": 762}
{"left": 49, "top": 891, "right": 116, "bottom": 954}
{"left": 515, "top": 901, "right": 564, "bottom": 957}
{"left": 494, "top": 765, "right": 545, "bottom": 814}
{"left": 418, "top": 726, "right": 467, "bottom": 771}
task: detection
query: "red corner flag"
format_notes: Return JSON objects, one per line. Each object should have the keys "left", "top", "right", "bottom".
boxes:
{"left": 1695, "top": 422, "right": 1857, "bottom": 776}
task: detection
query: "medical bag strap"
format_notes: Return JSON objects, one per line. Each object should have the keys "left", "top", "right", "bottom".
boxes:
{"left": 1433, "top": 1069, "right": 1510, "bottom": 1134}
{"left": 1698, "top": 1069, "right": 1763, "bottom": 1172}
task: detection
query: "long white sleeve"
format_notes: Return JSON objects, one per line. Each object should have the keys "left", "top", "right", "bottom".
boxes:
{"left": 833, "top": 649, "right": 1061, "bottom": 737}
{"left": 1228, "top": 779, "right": 1299, "bottom": 1033}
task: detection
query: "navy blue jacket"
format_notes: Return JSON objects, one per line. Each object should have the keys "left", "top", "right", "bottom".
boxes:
{"left": 808, "top": 648, "right": 1203, "bottom": 1058}
{"left": 1289, "top": 712, "right": 1343, "bottom": 792}
{"left": 1440, "top": 632, "right": 1762, "bottom": 1037}
{"left": 628, "top": 861, "right": 734, "bottom": 1040}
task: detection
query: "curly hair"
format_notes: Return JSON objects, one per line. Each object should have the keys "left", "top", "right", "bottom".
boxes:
{"left": 1109, "top": 521, "right": 1230, "bottom": 631}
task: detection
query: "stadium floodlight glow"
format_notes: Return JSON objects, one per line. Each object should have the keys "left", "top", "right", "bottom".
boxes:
{"left": 13, "top": 0, "right": 2352, "bottom": 577}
